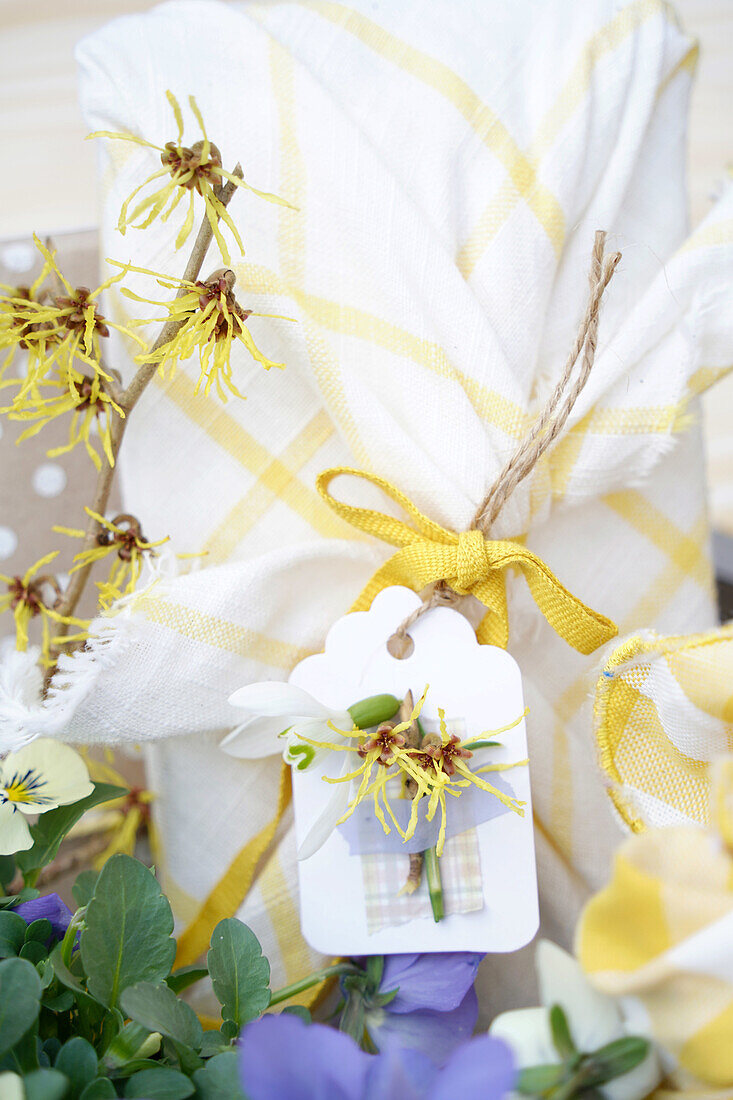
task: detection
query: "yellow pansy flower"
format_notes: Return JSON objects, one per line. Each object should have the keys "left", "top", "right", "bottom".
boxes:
{"left": 89, "top": 91, "right": 295, "bottom": 264}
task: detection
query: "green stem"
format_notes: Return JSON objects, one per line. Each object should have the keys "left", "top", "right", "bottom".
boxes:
{"left": 268, "top": 963, "right": 361, "bottom": 1007}
{"left": 424, "top": 846, "right": 444, "bottom": 922}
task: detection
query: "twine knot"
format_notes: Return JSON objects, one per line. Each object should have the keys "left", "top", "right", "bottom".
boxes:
{"left": 317, "top": 231, "right": 621, "bottom": 655}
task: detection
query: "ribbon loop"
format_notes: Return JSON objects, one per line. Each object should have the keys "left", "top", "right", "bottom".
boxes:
{"left": 455, "top": 529, "right": 487, "bottom": 592}
{"left": 318, "top": 466, "right": 617, "bottom": 655}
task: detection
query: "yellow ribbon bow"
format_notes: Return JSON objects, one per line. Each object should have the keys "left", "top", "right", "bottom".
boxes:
{"left": 317, "top": 467, "right": 617, "bottom": 654}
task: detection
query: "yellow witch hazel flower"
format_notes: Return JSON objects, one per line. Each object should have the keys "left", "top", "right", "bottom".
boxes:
{"left": 0, "top": 248, "right": 57, "bottom": 385}
{"left": 0, "top": 552, "right": 88, "bottom": 661}
{"left": 295, "top": 688, "right": 526, "bottom": 859}
{"left": 0, "top": 237, "right": 144, "bottom": 404}
{"left": 119, "top": 263, "right": 291, "bottom": 400}
{"left": 55, "top": 510, "right": 169, "bottom": 609}
{"left": 89, "top": 91, "right": 295, "bottom": 264}
{"left": 6, "top": 363, "right": 124, "bottom": 471}
{"left": 0, "top": 739, "right": 93, "bottom": 854}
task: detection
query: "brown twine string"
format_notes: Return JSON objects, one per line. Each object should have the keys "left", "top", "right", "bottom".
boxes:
{"left": 387, "top": 230, "right": 621, "bottom": 659}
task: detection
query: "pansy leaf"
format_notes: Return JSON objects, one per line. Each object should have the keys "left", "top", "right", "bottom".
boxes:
{"left": 19, "top": 941, "right": 47, "bottom": 965}
{"left": 192, "top": 1052, "right": 246, "bottom": 1100}
{"left": 0, "top": 856, "right": 15, "bottom": 889}
{"left": 17, "top": 784, "right": 126, "bottom": 877}
{"left": 21, "top": 1068, "right": 69, "bottom": 1100}
{"left": 123, "top": 1066, "right": 194, "bottom": 1098}
{"left": 0, "top": 888, "right": 40, "bottom": 909}
{"left": 72, "top": 870, "right": 100, "bottom": 908}
{"left": 517, "top": 1064, "right": 566, "bottom": 1095}
{"left": 0, "top": 910, "right": 26, "bottom": 957}
{"left": 166, "top": 966, "right": 208, "bottom": 995}
{"left": 199, "top": 1031, "right": 230, "bottom": 1058}
{"left": 80, "top": 1080, "right": 116, "bottom": 1100}
{"left": 25, "top": 919, "right": 53, "bottom": 945}
{"left": 81, "top": 855, "right": 176, "bottom": 1008}
{"left": 0, "top": 956, "right": 42, "bottom": 1057}
{"left": 549, "top": 1004, "right": 576, "bottom": 1059}
{"left": 207, "top": 919, "right": 270, "bottom": 1032}
{"left": 120, "top": 981, "right": 203, "bottom": 1051}
{"left": 54, "top": 1037, "right": 98, "bottom": 1094}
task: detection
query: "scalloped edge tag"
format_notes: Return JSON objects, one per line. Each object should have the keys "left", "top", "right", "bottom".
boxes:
{"left": 288, "top": 586, "right": 539, "bottom": 955}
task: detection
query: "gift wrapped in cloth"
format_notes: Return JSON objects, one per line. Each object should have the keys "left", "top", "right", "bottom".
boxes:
{"left": 17, "top": 0, "right": 733, "bottom": 1019}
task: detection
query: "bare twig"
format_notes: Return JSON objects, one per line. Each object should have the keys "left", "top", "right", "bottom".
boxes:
{"left": 45, "top": 165, "right": 244, "bottom": 678}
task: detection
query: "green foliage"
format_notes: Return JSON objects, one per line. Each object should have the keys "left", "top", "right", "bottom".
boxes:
{"left": 207, "top": 918, "right": 270, "bottom": 1032}
{"left": 81, "top": 855, "right": 176, "bottom": 1007}
{"left": 518, "top": 1004, "right": 652, "bottom": 1099}
{"left": 0, "top": 810, "right": 273, "bottom": 1097}
{"left": 16, "top": 784, "right": 125, "bottom": 880}
{"left": 120, "top": 982, "right": 203, "bottom": 1050}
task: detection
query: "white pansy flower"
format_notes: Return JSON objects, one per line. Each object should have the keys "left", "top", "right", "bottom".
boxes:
{"left": 222, "top": 681, "right": 353, "bottom": 770}
{"left": 490, "top": 941, "right": 661, "bottom": 1100}
{"left": 0, "top": 739, "right": 94, "bottom": 854}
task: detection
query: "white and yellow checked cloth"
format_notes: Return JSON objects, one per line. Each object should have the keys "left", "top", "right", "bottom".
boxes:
{"left": 30, "top": 0, "right": 731, "bottom": 1018}
{"left": 594, "top": 624, "right": 733, "bottom": 833}
{"left": 577, "top": 759, "right": 733, "bottom": 1092}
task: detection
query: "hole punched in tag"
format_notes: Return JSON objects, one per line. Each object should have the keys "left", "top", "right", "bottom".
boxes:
{"left": 387, "top": 581, "right": 459, "bottom": 659}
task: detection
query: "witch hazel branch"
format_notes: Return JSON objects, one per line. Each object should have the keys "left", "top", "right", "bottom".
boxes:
{"left": 0, "top": 92, "right": 295, "bottom": 690}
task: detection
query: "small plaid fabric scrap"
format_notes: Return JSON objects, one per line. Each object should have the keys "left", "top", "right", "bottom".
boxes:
{"left": 362, "top": 829, "right": 484, "bottom": 934}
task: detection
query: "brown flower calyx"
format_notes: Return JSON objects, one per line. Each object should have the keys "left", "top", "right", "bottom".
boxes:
{"left": 161, "top": 138, "right": 223, "bottom": 193}
{"left": 357, "top": 722, "right": 407, "bottom": 767}
{"left": 71, "top": 375, "right": 104, "bottom": 413}
{"left": 54, "top": 288, "right": 110, "bottom": 340}
{"left": 6, "top": 286, "right": 55, "bottom": 348}
{"left": 97, "top": 514, "right": 146, "bottom": 561}
{"left": 7, "top": 574, "right": 62, "bottom": 616}
{"left": 421, "top": 733, "right": 473, "bottom": 777}
{"left": 196, "top": 270, "right": 252, "bottom": 341}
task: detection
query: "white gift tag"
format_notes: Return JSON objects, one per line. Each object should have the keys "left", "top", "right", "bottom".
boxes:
{"left": 289, "top": 585, "right": 538, "bottom": 955}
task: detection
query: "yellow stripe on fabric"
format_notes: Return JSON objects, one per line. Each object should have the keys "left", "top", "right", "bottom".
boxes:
{"left": 176, "top": 763, "right": 292, "bottom": 967}
{"left": 203, "top": 409, "right": 346, "bottom": 562}
{"left": 136, "top": 596, "right": 312, "bottom": 669}
{"left": 254, "top": 851, "right": 328, "bottom": 1008}
{"left": 295, "top": 0, "right": 564, "bottom": 254}
{"left": 268, "top": 37, "right": 369, "bottom": 465}
{"left": 154, "top": 371, "right": 347, "bottom": 540}
{"left": 605, "top": 491, "right": 712, "bottom": 592}
{"left": 457, "top": 0, "right": 670, "bottom": 276}
{"left": 239, "top": 259, "right": 529, "bottom": 441}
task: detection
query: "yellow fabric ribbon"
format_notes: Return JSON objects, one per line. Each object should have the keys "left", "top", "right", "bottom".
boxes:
{"left": 317, "top": 467, "right": 617, "bottom": 654}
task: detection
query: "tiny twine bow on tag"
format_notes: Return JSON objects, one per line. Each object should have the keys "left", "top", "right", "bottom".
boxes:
{"left": 317, "top": 230, "right": 621, "bottom": 655}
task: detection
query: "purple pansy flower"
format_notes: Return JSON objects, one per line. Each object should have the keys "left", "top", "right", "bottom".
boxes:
{"left": 350, "top": 953, "right": 482, "bottom": 1064}
{"left": 15, "top": 893, "right": 73, "bottom": 941}
{"left": 239, "top": 1012, "right": 515, "bottom": 1100}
